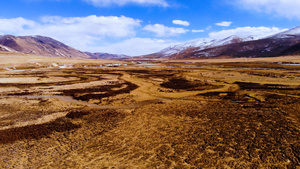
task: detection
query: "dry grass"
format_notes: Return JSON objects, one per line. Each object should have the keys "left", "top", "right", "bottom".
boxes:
{"left": 0, "top": 53, "right": 299, "bottom": 168}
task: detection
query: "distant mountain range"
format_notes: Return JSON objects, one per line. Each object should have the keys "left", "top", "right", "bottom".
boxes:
{"left": 142, "top": 26, "right": 300, "bottom": 59}
{"left": 1, "top": 26, "right": 300, "bottom": 60}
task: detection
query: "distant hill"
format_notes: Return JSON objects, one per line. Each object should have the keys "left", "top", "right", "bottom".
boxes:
{"left": 85, "top": 52, "right": 129, "bottom": 60}
{"left": 141, "top": 26, "right": 300, "bottom": 59}
{"left": 0, "top": 35, "right": 90, "bottom": 58}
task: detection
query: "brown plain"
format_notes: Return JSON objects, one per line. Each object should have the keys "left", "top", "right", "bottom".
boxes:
{"left": 0, "top": 53, "right": 300, "bottom": 168}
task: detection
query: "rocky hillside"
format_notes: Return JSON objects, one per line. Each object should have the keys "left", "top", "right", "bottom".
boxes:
{"left": 0, "top": 35, "right": 90, "bottom": 58}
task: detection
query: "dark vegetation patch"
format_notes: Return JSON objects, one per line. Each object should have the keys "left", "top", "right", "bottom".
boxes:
{"left": 264, "top": 95, "right": 299, "bottom": 105}
{"left": 246, "top": 72, "right": 286, "bottom": 78}
{"left": 264, "top": 93, "right": 287, "bottom": 100}
{"left": 126, "top": 69, "right": 152, "bottom": 74}
{"left": 66, "top": 109, "right": 127, "bottom": 139}
{"left": 5, "top": 71, "right": 47, "bottom": 77}
{"left": 76, "top": 82, "right": 138, "bottom": 101}
{"left": 61, "top": 81, "right": 138, "bottom": 101}
{"left": 198, "top": 91, "right": 234, "bottom": 97}
{"left": 66, "top": 110, "right": 91, "bottom": 119}
{"left": 84, "top": 110, "right": 126, "bottom": 124}
{"left": 212, "top": 62, "right": 300, "bottom": 70}
{"left": 126, "top": 69, "right": 182, "bottom": 73}
{"left": 0, "top": 118, "right": 80, "bottom": 144}
{"left": 161, "top": 78, "right": 222, "bottom": 91}
{"left": 0, "top": 108, "right": 126, "bottom": 145}
{"left": 235, "top": 82, "right": 300, "bottom": 90}
{"left": 137, "top": 73, "right": 174, "bottom": 79}
{"left": 66, "top": 109, "right": 126, "bottom": 130}
{"left": 127, "top": 69, "right": 186, "bottom": 79}
{"left": 160, "top": 78, "right": 198, "bottom": 90}
{"left": 61, "top": 83, "right": 123, "bottom": 95}
{"left": 7, "top": 91, "right": 37, "bottom": 96}
{"left": 61, "top": 68, "right": 112, "bottom": 74}
{"left": 197, "top": 92, "right": 252, "bottom": 102}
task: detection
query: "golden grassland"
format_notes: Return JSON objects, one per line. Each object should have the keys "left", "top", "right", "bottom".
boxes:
{"left": 0, "top": 53, "right": 300, "bottom": 168}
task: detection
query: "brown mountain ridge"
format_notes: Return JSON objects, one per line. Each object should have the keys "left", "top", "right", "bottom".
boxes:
{"left": 0, "top": 35, "right": 90, "bottom": 58}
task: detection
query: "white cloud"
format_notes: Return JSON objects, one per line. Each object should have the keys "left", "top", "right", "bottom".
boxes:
{"left": 215, "top": 21, "right": 232, "bottom": 27}
{"left": 172, "top": 20, "right": 190, "bottom": 26}
{"left": 209, "top": 26, "right": 287, "bottom": 39}
{"left": 97, "top": 38, "right": 175, "bottom": 56}
{"left": 0, "top": 15, "right": 141, "bottom": 52}
{"left": 234, "top": 0, "right": 300, "bottom": 19}
{"left": 143, "top": 24, "right": 189, "bottom": 37}
{"left": 40, "top": 15, "right": 141, "bottom": 38}
{"left": 206, "top": 26, "right": 212, "bottom": 31}
{"left": 83, "top": 0, "right": 169, "bottom": 7}
{"left": 192, "top": 29, "right": 204, "bottom": 33}
{"left": 0, "top": 17, "right": 37, "bottom": 34}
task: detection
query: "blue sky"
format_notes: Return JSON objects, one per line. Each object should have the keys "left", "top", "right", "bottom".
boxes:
{"left": 0, "top": 0, "right": 299, "bottom": 56}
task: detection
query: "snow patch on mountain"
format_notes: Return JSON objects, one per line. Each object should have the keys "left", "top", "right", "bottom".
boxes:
{"left": 158, "top": 35, "right": 259, "bottom": 57}
{"left": 0, "top": 45, "right": 14, "bottom": 52}
{"left": 268, "top": 26, "right": 300, "bottom": 39}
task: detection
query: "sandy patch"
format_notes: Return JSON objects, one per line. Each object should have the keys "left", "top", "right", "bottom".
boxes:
{"left": 0, "top": 112, "right": 68, "bottom": 130}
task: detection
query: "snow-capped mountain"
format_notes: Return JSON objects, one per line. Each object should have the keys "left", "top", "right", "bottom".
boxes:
{"left": 158, "top": 38, "right": 211, "bottom": 57}
{"left": 143, "top": 26, "right": 300, "bottom": 59}
{"left": 156, "top": 35, "right": 260, "bottom": 58}
{"left": 270, "top": 26, "right": 300, "bottom": 39}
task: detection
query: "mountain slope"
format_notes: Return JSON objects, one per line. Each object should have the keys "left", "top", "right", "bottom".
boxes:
{"left": 0, "top": 35, "right": 90, "bottom": 58}
{"left": 271, "top": 26, "right": 300, "bottom": 39}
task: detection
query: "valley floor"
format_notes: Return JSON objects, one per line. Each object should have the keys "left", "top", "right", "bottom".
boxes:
{"left": 0, "top": 54, "right": 300, "bottom": 168}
